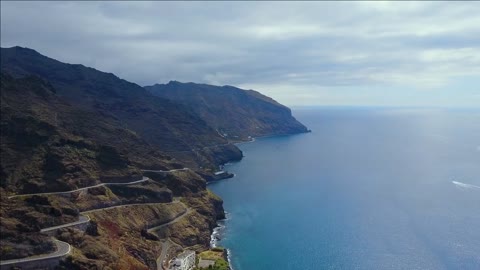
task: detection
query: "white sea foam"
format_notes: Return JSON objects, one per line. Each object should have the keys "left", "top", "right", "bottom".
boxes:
{"left": 210, "top": 223, "right": 224, "bottom": 248}
{"left": 225, "top": 248, "right": 234, "bottom": 270}
{"left": 452, "top": 181, "right": 480, "bottom": 190}
{"left": 209, "top": 216, "right": 235, "bottom": 269}
{"left": 210, "top": 213, "right": 230, "bottom": 248}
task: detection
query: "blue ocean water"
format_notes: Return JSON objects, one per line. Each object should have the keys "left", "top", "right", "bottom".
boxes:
{"left": 209, "top": 107, "right": 480, "bottom": 270}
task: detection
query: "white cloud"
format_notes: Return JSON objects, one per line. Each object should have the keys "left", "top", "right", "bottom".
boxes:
{"left": 1, "top": 1, "right": 479, "bottom": 106}
{"left": 420, "top": 48, "right": 480, "bottom": 64}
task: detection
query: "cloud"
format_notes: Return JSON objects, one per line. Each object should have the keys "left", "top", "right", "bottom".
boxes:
{"left": 1, "top": 1, "right": 479, "bottom": 106}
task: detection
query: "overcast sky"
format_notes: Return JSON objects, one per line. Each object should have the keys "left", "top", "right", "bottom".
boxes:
{"left": 1, "top": 1, "right": 479, "bottom": 107}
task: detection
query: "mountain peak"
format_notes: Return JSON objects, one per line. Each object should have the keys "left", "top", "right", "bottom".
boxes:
{"left": 2, "top": 46, "right": 43, "bottom": 56}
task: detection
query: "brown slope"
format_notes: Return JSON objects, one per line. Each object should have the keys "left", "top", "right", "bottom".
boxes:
{"left": 0, "top": 73, "right": 227, "bottom": 266}
{"left": 0, "top": 47, "right": 234, "bottom": 267}
{"left": 0, "top": 73, "right": 171, "bottom": 193}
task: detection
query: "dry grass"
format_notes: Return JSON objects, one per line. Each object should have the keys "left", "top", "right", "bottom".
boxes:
{"left": 198, "top": 249, "right": 224, "bottom": 260}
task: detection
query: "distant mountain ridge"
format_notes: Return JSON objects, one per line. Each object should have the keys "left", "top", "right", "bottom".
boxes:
{"left": 0, "top": 46, "right": 308, "bottom": 192}
{"left": 146, "top": 81, "right": 309, "bottom": 141}
{"left": 1, "top": 46, "right": 243, "bottom": 172}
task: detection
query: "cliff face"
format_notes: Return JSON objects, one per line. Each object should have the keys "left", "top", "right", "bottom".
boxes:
{"left": 146, "top": 81, "right": 309, "bottom": 141}
{"left": 1, "top": 47, "right": 242, "bottom": 170}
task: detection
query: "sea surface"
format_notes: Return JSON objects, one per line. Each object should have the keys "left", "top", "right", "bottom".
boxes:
{"left": 208, "top": 107, "right": 480, "bottom": 270}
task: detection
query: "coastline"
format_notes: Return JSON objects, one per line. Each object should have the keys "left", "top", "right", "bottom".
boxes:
{"left": 207, "top": 138, "right": 252, "bottom": 270}
{"left": 203, "top": 109, "right": 480, "bottom": 269}
{"left": 208, "top": 130, "right": 310, "bottom": 270}
{"left": 210, "top": 211, "right": 228, "bottom": 249}
{"left": 209, "top": 215, "right": 234, "bottom": 270}
{"left": 231, "top": 129, "right": 311, "bottom": 147}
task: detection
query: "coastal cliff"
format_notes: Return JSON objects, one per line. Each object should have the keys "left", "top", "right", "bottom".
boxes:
{"left": 146, "top": 81, "right": 309, "bottom": 141}
{"left": 1, "top": 46, "right": 242, "bottom": 170}
{"left": 0, "top": 46, "right": 308, "bottom": 269}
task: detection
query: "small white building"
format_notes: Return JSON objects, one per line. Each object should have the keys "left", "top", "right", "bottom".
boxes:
{"left": 169, "top": 250, "right": 196, "bottom": 270}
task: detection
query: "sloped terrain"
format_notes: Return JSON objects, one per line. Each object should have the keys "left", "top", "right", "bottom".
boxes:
{"left": 0, "top": 46, "right": 308, "bottom": 268}
{"left": 146, "top": 81, "right": 309, "bottom": 141}
{"left": 1, "top": 73, "right": 159, "bottom": 193}
{"left": 1, "top": 47, "right": 242, "bottom": 170}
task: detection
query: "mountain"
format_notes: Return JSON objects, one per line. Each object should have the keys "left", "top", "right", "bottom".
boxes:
{"left": 146, "top": 81, "right": 309, "bottom": 141}
{"left": 0, "top": 73, "right": 225, "bottom": 268}
{"left": 1, "top": 73, "right": 142, "bottom": 193}
{"left": 0, "top": 47, "right": 236, "bottom": 267}
{"left": 0, "top": 46, "right": 308, "bottom": 268}
{"left": 1, "top": 46, "right": 242, "bottom": 170}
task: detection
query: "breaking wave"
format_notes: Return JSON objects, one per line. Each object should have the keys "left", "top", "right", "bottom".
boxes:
{"left": 452, "top": 181, "right": 480, "bottom": 190}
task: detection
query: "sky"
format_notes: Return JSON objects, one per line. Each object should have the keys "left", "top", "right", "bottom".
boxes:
{"left": 1, "top": 1, "right": 479, "bottom": 107}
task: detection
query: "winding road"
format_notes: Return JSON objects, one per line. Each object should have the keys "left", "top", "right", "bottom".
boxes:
{"left": 1, "top": 200, "right": 193, "bottom": 268}
{"left": 7, "top": 166, "right": 193, "bottom": 199}
{"left": 0, "top": 239, "right": 71, "bottom": 268}
{"left": 39, "top": 199, "right": 185, "bottom": 233}
{"left": 40, "top": 215, "right": 91, "bottom": 233}
{"left": 146, "top": 203, "right": 193, "bottom": 270}
{"left": 147, "top": 204, "right": 192, "bottom": 234}
{"left": 157, "top": 240, "right": 171, "bottom": 270}
{"left": 7, "top": 176, "right": 150, "bottom": 199}
{"left": 2, "top": 170, "right": 196, "bottom": 269}
{"left": 142, "top": 168, "right": 189, "bottom": 173}
{"left": 155, "top": 238, "right": 184, "bottom": 270}
{"left": 81, "top": 200, "right": 181, "bottom": 214}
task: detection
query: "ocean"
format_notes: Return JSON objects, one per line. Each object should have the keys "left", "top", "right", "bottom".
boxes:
{"left": 208, "top": 107, "right": 480, "bottom": 270}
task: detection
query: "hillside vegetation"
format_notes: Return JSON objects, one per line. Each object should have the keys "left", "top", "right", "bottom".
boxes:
{"left": 146, "top": 81, "right": 309, "bottom": 141}
{"left": 0, "top": 46, "right": 308, "bottom": 268}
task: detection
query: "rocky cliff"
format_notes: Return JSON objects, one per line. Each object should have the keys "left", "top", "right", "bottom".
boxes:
{"left": 1, "top": 47, "right": 242, "bottom": 170}
{"left": 146, "top": 81, "right": 309, "bottom": 141}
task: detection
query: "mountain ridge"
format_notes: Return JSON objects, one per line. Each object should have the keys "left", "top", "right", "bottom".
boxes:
{"left": 1, "top": 46, "right": 243, "bottom": 169}
{"left": 0, "top": 45, "right": 309, "bottom": 268}
{"left": 146, "top": 80, "right": 309, "bottom": 141}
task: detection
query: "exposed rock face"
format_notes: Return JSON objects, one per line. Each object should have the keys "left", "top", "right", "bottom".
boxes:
{"left": 146, "top": 81, "right": 309, "bottom": 141}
